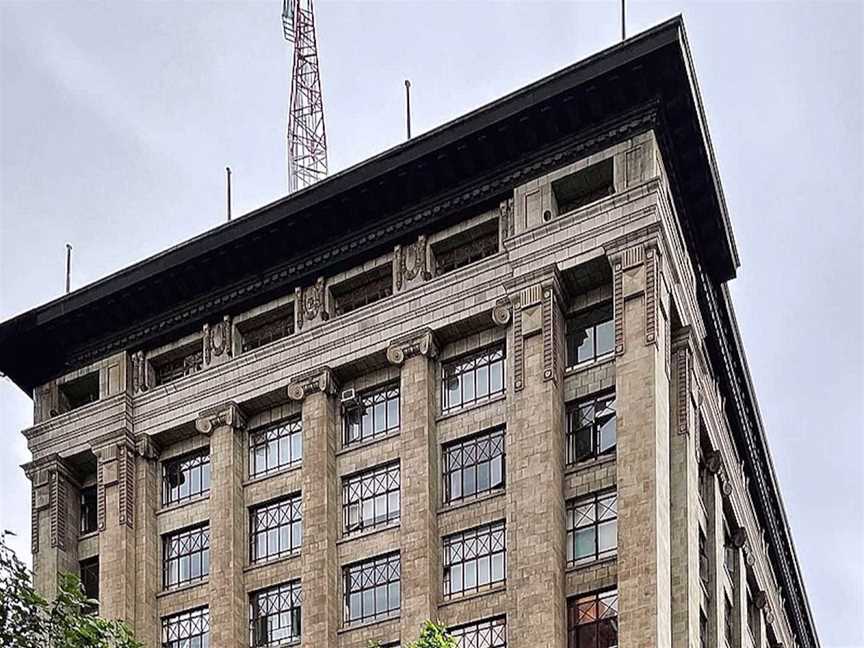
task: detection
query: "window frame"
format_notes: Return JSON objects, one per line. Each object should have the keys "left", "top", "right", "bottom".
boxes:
{"left": 566, "top": 588, "right": 619, "bottom": 648}
{"left": 442, "top": 427, "right": 506, "bottom": 505}
{"left": 565, "top": 392, "right": 617, "bottom": 465}
{"left": 161, "top": 607, "right": 209, "bottom": 648}
{"left": 442, "top": 520, "right": 506, "bottom": 600}
{"left": 249, "top": 416, "right": 303, "bottom": 479}
{"left": 80, "top": 485, "right": 98, "bottom": 535}
{"left": 249, "top": 580, "right": 302, "bottom": 647}
{"left": 565, "top": 490, "right": 618, "bottom": 567}
{"left": 161, "top": 449, "right": 211, "bottom": 507}
{"left": 343, "top": 382, "right": 401, "bottom": 447}
{"left": 342, "top": 461, "right": 401, "bottom": 536}
{"left": 342, "top": 552, "right": 401, "bottom": 625}
{"left": 250, "top": 494, "right": 303, "bottom": 564}
{"left": 565, "top": 303, "right": 614, "bottom": 369}
{"left": 441, "top": 344, "right": 506, "bottom": 414}
{"left": 162, "top": 523, "right": 210, "bottom": 591}
{"left": 448, "top": 616, "right": 507, "bottom": 648}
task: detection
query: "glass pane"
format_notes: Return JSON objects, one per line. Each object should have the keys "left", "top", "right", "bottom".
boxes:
{"left": 477, "top": 461, "right": 490, "bottom": 493}
{"left": 278, "top": 436, "right": 289, "bottom": 466}
{"left": 574, "top": 428, "right": 593, "bottom": 462}
{"left": 577, "top": 327, "right": 595, "bottom": 364}
{"left": 464, "top": 561, "right": 477, "bottom": 590}
{"left": 375, "top": 584, "right": 387, "bottom": 614}
{"left": 490, "top": 360, "right": 503, "bottom": 394}
{"left": 596, "top": 319, "right": 614, "bottom": 356}
{"left": 464, "top": 465, "right": 477, "bottom": 497}
{"left": 478, "top": 556, "right": 490, "bottom": 586}
{"left": 388, "top": 581, "right": 400, "bottom": 611}
{"left": 362, "top": 589, "right": 374, "bottom": 618}
{"left": 574, "top": 527, "right": 596, "bottom": 560}
{"left": 292, "top": 432, "right": 302, "bottom": 462}
{"left": 599, "top": 416, "right": 617, "bottom": 453}
{"left": 476, "top": 365, "right": 489, "bottom": 398}
{"left": 374, "top": 401, "right": 386, "bottom": 433}
{"left": 449, "top": 563, "right": 462, "bottom": 594}
{"left": 598, "top": 520, "right": 617, "bottom": 554}
{"left": 387, "top": 397, "right": 399, "bottom": 429}
{"left": 349, "top": 592, "right": 361, "bottom": 621}
{"left": 492, "top": 553, "right": 504, "bottom": 581}
{"left": 292, "top": 521, "right": 302, "bottom": 548}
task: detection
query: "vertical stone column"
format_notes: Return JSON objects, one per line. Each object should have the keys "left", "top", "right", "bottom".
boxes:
{"left": 196, "top": 402, "right": 247, "bottom": 647}
{"left": 505, "top": 272, "right": 566, "bottom": 648}
{"left": 669, "top": 329, "right": 701, "bottom": 648}
{"left": 23, "top": 455, "right": 80, "bottom": 599}
{"left": 386, "top": 329, "right": 439, "bottom": 637}
{"left": 134, "top": 436, "right": 160, "bottom": 647}
{"left": 610, "top": 240, "right": 673, "bottom": 647}
{"left": 93, "top": 432, "right": 138, "bottom": 623}
{"left": 288, "top": 368, "right": 339, "bottom": 648}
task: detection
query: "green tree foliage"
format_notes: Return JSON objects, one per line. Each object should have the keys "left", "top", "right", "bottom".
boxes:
{"left": 0, "top": 531, "right": 141, "bottom": 648}
{"left": 369, "top": 619, "right": 458, "bottom": 648}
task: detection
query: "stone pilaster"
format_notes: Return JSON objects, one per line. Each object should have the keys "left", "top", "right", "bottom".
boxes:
{"left": 22, "top": 454, "right": 80, "bottom": 599}
{"left": 197, "top": 402, "right": 247, "bottom": 647}
{"left": 93, "top": 431, "right": 137, "bottom": 622}
{"left": 387, "top": 329, "right": 439, "bottom": 637}
{"left": 670, "top": 328, "right": 701, "bottom": 648}
{"left": 134, "top": 435, "right": 160, "bottom": 647}
{"left": 705, "top": 450, "right": 727, "bottom": 647}
{"left": 289, "top": 367, "right": 339, "bottom": 648}
{"left": 611, "top": 240, "right": 673, "bottom": 647}
{"left": 505, "top": 271, "right": 566, "bottom": 648}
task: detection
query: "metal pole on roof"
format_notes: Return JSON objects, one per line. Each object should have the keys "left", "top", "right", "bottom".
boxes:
{"left": 226, "top": 166, "right": 233, "bottom": 222}
{"left": 621, "top": 0, "right": 626, "bottom": 40}
{"left": 65, "top": 243, "right": 72, "bottom": 294}
{"left": 405, "top": 80, "right": 412, "bottom": 140}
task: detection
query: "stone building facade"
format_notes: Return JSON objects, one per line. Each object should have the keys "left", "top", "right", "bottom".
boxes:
{"left": 0, "top": 17, "right": 819, "bottom": 648}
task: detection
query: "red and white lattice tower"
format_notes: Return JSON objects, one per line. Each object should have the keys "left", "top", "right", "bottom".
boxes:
{"left": 283, "top": 0, "right": 328, "bottom": 192}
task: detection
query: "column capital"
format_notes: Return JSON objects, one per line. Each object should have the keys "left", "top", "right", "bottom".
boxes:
{"left": 386, "top": 328, "right": 439, "bottom": 365}
{"left": 195, "top": 401, "right": 247, "bottom": 435}
{"left": 287, "top": 366, "right": 338, "bottom": 401}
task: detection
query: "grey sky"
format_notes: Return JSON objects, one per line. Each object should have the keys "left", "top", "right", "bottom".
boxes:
{"left": 0, "top": 0, "right": 861, "bottom": 644}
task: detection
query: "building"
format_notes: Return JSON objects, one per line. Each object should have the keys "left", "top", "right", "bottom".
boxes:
{"left": 0, "top": 16, "right": 819, "bottom": 648}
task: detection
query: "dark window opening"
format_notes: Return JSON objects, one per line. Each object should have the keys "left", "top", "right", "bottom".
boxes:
{"left": 163, "top": 523, "right": 210, "bottom": 590}
{"left": 80, "top": 486, "right": 98, "bottom": 535}
{"left": 700, "top": 610, "right": 709, "bottom": 648}
{"left": 566, "top": 491, "right": 617, "bottom": 566}
{"left": 699, "top": 528, "right": 710, "bottom": 594}
{"left": 343, "top": 552, "right": 400, "bottom": 625}
{"left": 343, "top": 462, "right": 400, "bottom": 535}
{"left": 153, "top": 344, "right": 204, "bottom": 386}
{"left": 566, "top": 392, "right": 616, "bottom": 465}
{"left": 552, "top": 158, "right": 615, "bottom": 215}
{"left": 162, "top": 450, "right": 211, "bottom": 507}
{"left": 441, "top": 344, "right": 505, "bottom": 414}
{"left": 249, "top": 417, "right": 303, "bottom": 479}
{"left": 80, "top": 557, "right": 99, "bottom": 615}
{"left": 344, "top": 383, "right": 400, "bottom": 446}
{"left": 250, "top": 580, "right": 302, "bottom": 647}
{"left": 724, "top": 596, "right": 734, "bottom": 647}
{"left": 449, "top": 617, "right": 507, "bottom": 648}
{"left": 433, "top": 219, "right": 499, "bottom": 276}
{"left": 442, "top": 427, "right": 505, "bottom": 505}
{"left": 443, "top": 521, "right": 506, "bottom": 599}
{"left": 567, "top": 589, "right": 618, "bottom": 648}
{"left": 250, "top": 495, "right": 302, "bottom": 563}
{"left": 162, "top": 607, "right": 209, "bottom": 648}
{"left": 59, "top": 372, "right": 100, "bottom": 412}
{"left": 241, "top": 306, "right": 295, "bottom": 353}
{"left": 331, "top": 265, "right": 393, "bottom": 316}
{"left": 565, "top": 303, "right": 614, "bottom": 368}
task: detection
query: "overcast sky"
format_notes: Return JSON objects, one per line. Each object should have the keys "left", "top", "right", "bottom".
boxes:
{"left": 0, "top": 1, "right": 861, "bottom": 645}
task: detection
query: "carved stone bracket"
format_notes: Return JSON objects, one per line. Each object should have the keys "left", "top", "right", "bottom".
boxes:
{"left": 491, "top": 297, "right": 512, "bottom": 327}
{"left": 394, "top": 235, "right": 431, "bottom": 293}
{"left": 195, "top": 401, "right": 247, "bottom": 435}
{"left": 386, "top": 329, "right": 439, "bottom": 366}
{"left": 673, "top": 330, "right": 694, "bottom": 436}
{"left": 295, "top": 277, "right": 329, "bottom": 332}
{"left": 287, "top": 367, "right": 338, "bottom": 401}
{"left": 136, "top": 435, "right": 160, "bottom": 461}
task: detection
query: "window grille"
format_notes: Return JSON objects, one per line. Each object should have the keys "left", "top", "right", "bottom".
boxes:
{"left": 442, "top": 428, "right": 505, "bottom": 504}
{"left": 332, "top": 266, "right": 393, "bottom": 316}
{"left": 250, "top": 581, "right": 302, "bottom": 647}
{"left": 242, "top": 313, "right": 295, "bottom": 352}
{"left": 449, "top": 617, "right": 507, "bottom": 648}
{"left": 163, "top": 524, "right": 210, "bottom": 590}
{"left": 343, "top": 553, "right": 400, "bottom": 625}
{"left": 434, "top": 223, "right": 499, "bottom": 276}
{"left": 344, "top": 383, "right": 400, "bottom": 446}
{"left": 566, "top": 589, "right": 618, "bottom": 648}
{"left": 565, "top": 491, "right": 617, "bottom": 566}
{"left": 250, "top": 495, "right": 303, "bottom": 563}
{"left": 162, "top": 607, "right": 209, "bottom": 648}
{"left": 565, "top": 393, "right": 616, "bottom": 465}
{"left": 441, "top": 345, "right": 505, "bottom": 414}
{"left": 443, "top": 521, "right": 506, "bottom": 599}
{"left": 154, "top": 347, "right": 203, "bottom": 386}
{"left": 162, "top": 450, "right": 210, "bottom": 507}
{"left": 343, "top": 462, "right": 400, "bottom": 535}
{"left": 249, "top": 417, "right": 303, "bottom": 478}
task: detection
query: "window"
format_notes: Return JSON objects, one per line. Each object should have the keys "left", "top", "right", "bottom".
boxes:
{"left": 343, "top": 462, "right": 400, "bottom": 535}
{"left": 567, "top": 589, "right": 618, "bottom": 648}
{"left": 565, "top": 303, "right": 614, "bottom": 368}
{"left": 552, "top": 158, "right": 615, "bottom": 215}
{"left": 343, "top": 552, "right": 400, "bottom": 625}
{"left": 724, "top": 596, "right": 734, "bottom": 648}
{"left": 441, "top": 345, "right": 505, "bottom": 414}
{"left": 566, "top": 393, "right": 616, "bottom": 464}
{"left": 162, "top": 450, "right": 211, "bottom": 507}
{"left": 746, "top": 585, "right": 759, "bottom": 645}
{"left": 249, "top": 417, "right": 303, "bottom": 478}
{"left": 433, "top": 219, "right": 499, "bottom": 276}
{"left": 565, "top": 491, "right": 617, "bottom": 566}
{"left": 344, "top": 383, "right": 400, "bottom": 446}
{"left": 442, "top": 428, "right": 505, "bottom": 504}
{"left": 250, "top": 495, "right": 303, "bottom": 563}
{"left": 80, "top": 557, "right": 99, "bottom": 614}
{"left": 449, "top": 617, "right": 507, "bottom": 648}
{"left": 80, "top": 486, "right": 98, "bottom": 535}
{"left": 241, "top": 306, "right": 295, "bottom": 352}
{"left": 153, "top": 345, "right": 204, "bottom": 386}
{"left": 59, "top": 372, "right": 100, "bottom": 412}
{"left": 163, "top": 524, "right": 209, "bottom": 590}
{"left": 162, "top": 607, "right": 209, "bottom": 648}
{"left": 331, "top": 264, "right": 393, "bottom": 316}
{"left": 443, "top": 521, "right": 506, "bottom": 599}
{"left": 250, "top": 581, "right": 302, "bottom": 647}
{"left": 723, "top": 520, "right": 736, "bottom": 578}
{"left": 700, "top": 610, "right": 709, "bottom": 648}
{"left": 699, "top": 528, "right": 710, "bottom": 593}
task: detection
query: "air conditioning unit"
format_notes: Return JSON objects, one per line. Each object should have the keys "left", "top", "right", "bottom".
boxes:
{"left": 341, "top": 388, "right": 359, "bottom": 408}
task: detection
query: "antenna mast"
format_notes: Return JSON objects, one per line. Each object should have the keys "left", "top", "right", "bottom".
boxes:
{"left": 283, "top": 0, "right": 328, "bottom": 193}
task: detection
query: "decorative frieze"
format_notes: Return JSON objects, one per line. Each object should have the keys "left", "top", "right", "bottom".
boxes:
{"left": 195, "top": 401, "right": 247, "bottom": 435}
{"left": 386, "top": 329, "right": 438, "bottom": 366}
{"left": 512, "top": 294, "right": 524, "bottom": 392}
{"left": 499, "top": 197, "right": 514, "bottom": 240}
{"left": 287, "top": 366, "right": 338, "bottom": 401}
{"left": 295, "top": 277, "right": 329, "bottom": 331}
{"left": 204, "top": 316, "right": 233, "bottom": 367}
